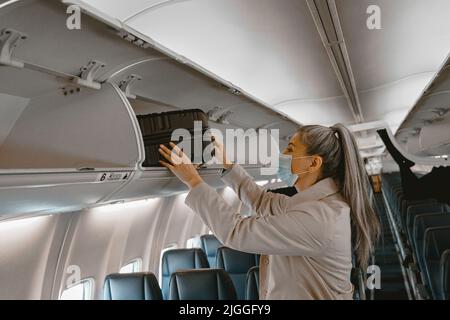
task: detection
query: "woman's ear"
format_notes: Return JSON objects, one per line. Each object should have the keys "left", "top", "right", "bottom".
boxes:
{"left": 310, "top": 156, "right": 323, "bottom": 172}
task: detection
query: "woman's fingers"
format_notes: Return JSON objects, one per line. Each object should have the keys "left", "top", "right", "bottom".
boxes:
{"left": 169, "top": 142, "right": 184, "bottom": 157}
{"left": 169, "top": 142, "right": 193, "bottom": 164}
{"left": 159, "top": 144, "right": 173, "bottom": 156}
{"left": 159, "top": 146, "right": 175, "bottom": 164}
{"left": 159, "top": 160, "right": 175, "bottom": 170}
{"left": 160, "top": 144, "right": 186, "bottom": 164}
{"left": 210, "top": 138, "right": 229, "bottom": 165}
{"left": 158, "top": 144, "right": 203, "bottom": 189}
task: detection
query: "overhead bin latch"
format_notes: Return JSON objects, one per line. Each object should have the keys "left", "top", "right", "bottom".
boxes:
{"left": 216, "top": 111, "right": 233, "bottom": 124}
{"left": 75, "top": 60, "right": 106, "bottom": 90}
{"left": 0, "top": 28, "right": 27, "bottom": 68}
{"left": 207, "top": 106, "right": 224, "bottom": 119}
{"left": 118, "top": 74, "right": 142, "bottom": 99}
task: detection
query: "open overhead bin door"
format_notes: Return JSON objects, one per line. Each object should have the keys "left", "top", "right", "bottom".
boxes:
{"left": 0, "top": 75, "right": 143, "bottom": 218}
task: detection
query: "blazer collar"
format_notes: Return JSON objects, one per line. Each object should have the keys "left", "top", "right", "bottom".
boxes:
{"left": 291, "top": 177, "right": 340, "bottom": 203}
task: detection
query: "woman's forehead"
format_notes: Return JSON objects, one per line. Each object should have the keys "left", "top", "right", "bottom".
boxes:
{"left": 289, "top": 133, "right": 308, "bottom": 150}
{"left": 290, "top": 132, "right": 303, "bottom": 145}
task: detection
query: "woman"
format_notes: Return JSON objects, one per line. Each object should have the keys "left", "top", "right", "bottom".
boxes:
{"left": 159, "top": 124, "right": 380, "bottom": 300}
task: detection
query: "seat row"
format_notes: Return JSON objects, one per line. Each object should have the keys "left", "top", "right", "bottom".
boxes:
{"left": 382, "top": 173, "right": 450, "bottom": 299}
{"left": 104, "top": 235, "right": 260, "bottom": 300}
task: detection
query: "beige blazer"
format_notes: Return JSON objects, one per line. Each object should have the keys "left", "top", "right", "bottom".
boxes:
{"left": 185, "top": 164, "right": 354, "bottom": 300}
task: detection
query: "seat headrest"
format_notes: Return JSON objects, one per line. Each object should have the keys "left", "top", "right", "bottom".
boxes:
{"left": 161, "top": 248, "right": 210, "bottom": 299}
{"left": 216, "top": 247, "right": 259, "bottom": 272}
{"left": 216, "top": 247, "right": 259, "bottom": 299}
{"left": 169, "top": 269, "right": 237, "bottom": 300}
{"left": 200, "top": 234, "right": 222, "bottom": 266}
{"left": 162, "top": 248, "right": 210, "bottom": 275}
{"left": 103, "top": 273, "right": 162, "bottom": 300}
{"left": 407, "top": 203, "right": 446, "bottom": 214}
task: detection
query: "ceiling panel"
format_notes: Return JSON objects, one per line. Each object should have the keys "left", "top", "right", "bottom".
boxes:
{"left": 275, "top": 96, "right": 353, "bottom": 126}
{"left": 126, "top": 0, "right": 344, "bottom": 105}
{"left": 359, "top": 72, "right": 433, "bottom": 129}
{"left": 336, "top": 0, "right": 450, "bottom": 131}
{"left": 336, "top": 0, "right": 450, "bottom": 91}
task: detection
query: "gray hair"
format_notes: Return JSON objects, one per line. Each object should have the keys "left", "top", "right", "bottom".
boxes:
{"left": 297, "top": 124, "right": 380, "bottom": 270}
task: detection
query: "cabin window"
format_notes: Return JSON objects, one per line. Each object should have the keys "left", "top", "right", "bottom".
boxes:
{"left": 59, "top": 279, "right": 94, "bottom": 300}
{"left": 186, "top": 235, "right": 201, "bottom": 248}
{"left": 119, "top": 259, "right": 142, "bottom": 274}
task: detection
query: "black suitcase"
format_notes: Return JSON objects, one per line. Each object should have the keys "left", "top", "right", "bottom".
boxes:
{"left": 136, "top": 109, "right": 210, "bottom": 167}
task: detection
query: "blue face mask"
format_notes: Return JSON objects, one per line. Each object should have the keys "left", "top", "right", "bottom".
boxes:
{"left": 277, "top": 154, "right": 313, "bottom": 187}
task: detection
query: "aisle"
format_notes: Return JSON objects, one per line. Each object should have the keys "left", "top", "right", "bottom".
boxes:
{"left": 372, "top": 193, "right": 410, "bottom": 300}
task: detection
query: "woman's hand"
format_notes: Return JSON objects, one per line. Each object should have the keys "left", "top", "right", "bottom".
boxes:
{"left": 211, "top": 137, "right": 233, "bottom": 170}
{"left": 159, "top": 142, "right": 204, "bottom": 189}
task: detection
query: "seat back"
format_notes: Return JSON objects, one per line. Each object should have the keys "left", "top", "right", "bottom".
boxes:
{"left": 104, "top": 273, "right": 162, "bottom": 300}
{"left": 245, "top": 266, "right": 259, "bottom": 300}
{"left": 412, "top": 213, "right": 450, "bottom": 268}
{"left": 402, "top": 199, "right": 437, "bottom": 230}
{"left": 442, "top": 250, "right": 450, "bottom": 300}
{"left": 161, "top": 248, "right": 209, "bottom": 299}
{"left": 200, "top": 234, "right": 222, "bottom": 267}
{"left": 423, "top": 227, "right": 450, "bottom": 261}
{"left": 169, "top": 269, "right": 237, "bottom": 300}
{"left": 216, "top": 247, "right": 259, "bottom": 300}
{"left": 406, "top": 202, "right": 447, "bottom": 235}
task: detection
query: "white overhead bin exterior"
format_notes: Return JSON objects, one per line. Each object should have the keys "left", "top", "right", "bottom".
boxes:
{"left": 0, "top": 77, "right": 142, "bottom": 218}
{"left": 0, "top": 83, "right": 142, "bottom": 170}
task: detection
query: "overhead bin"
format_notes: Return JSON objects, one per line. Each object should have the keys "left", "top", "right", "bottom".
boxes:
{"left": 419, "top": 121, "right": 450, "bottom": 156}
{"left": 396, "top": 55, "right": 450, "bottom": 157}
{"left": 0, "top": 70, "right": 141, "bottom": 217}
{"left": 107, "top": 58, "right": 298, "bottom": 137}
{"left": 0, "top": 170, "right": 132, "bottom": 220}
{"left": 0, "top": 0, "right": 149, "bottom": 218}
{"left": 103, "top": 57, "right": 294, "bottom": 203}
{"left": 405, "top": 135, "right": 421, "bottom": 155}
{"left": 0, "top": 0, "right": 298, "bottom": 218}
{"left": 0, "top": 81, "right": 142, "bottom": 170}
{"left": 102, "top": 48, "right": 297, "bottom": 202}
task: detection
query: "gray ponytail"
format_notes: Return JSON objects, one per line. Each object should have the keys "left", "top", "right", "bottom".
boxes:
{"left": 297, "top": 124, "right": 380, "bottom": 270}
